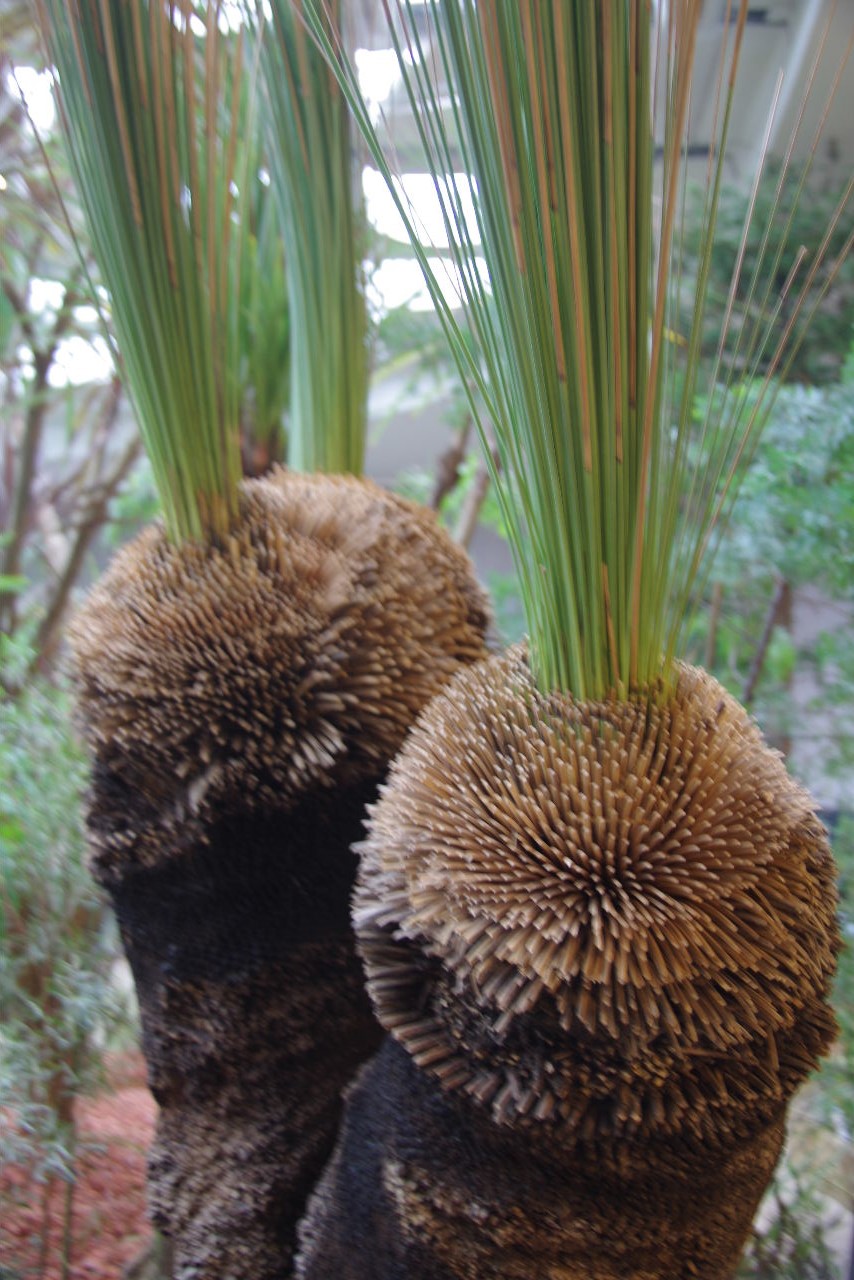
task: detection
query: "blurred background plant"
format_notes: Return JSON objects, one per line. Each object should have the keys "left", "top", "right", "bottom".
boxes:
{"left": 737, "top": 1161, "right": 843, "bottom": 1280}
{"left": 680, "top": 163, "right": 854, "bottom": 387}
{"left": 0, "top": 9, "right": 142, "bottom": 688}
{"left": 0, "top": 667, "right": 131, "bottom": 1280}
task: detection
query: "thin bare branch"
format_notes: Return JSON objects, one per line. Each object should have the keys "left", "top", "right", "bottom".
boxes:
{"left": 430, "top": 414, "right": 472, "bottom": 510}
{"left": 741, "top": 576, "right": 791, "bottom": 707}
{"left": 454, "top": 439, "right": 500, "bottom": 549}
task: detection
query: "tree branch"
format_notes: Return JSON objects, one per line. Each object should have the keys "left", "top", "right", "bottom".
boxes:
{"left": 741, "top": 577, "right": 792, "bottom": 708}
{"left": 31, "top": 380, "right": 134, "bottom": 676}
{"left": 430, "top": 415, "right": 472, "bottom": 511}
{"left": 0, "top": 264, "right": 92, "bottom": 637}
{"left": 0, "top": 349, "right": 52, "bottom": 634}
{"left": 454, "top": 440, "right": 500, "bottom": 550}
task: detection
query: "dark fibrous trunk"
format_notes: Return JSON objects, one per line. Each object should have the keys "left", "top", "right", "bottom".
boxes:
{"left": 71, "top": 471, "right": 489, "bottom": 1278}
{"left": 101, "top": 774, "right": 382, "bottom": 1278}
{"left": 296, "top": 1038, "right": 786, "bottom": 1280}
{"left": 300, "top": 646, "right": 839, "bottom": 1279}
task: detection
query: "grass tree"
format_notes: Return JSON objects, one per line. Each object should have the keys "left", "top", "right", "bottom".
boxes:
{"left": 35, "top": 1, "right": 488, "bottom": 1275}
{"left": 294, "top": 3, "right": 848, "bottom": 1277}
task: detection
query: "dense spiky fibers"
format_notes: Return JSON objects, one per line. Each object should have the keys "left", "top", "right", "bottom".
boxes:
{"left": 71, "top": 470, "right": 489, "bottom": 1280}
{"left": 297, "top": 647, "right": 839, "bottom": 1280}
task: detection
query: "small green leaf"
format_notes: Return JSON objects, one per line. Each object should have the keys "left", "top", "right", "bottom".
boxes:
{"left": 0, "top": 286, "right": 16, "bottom": 358}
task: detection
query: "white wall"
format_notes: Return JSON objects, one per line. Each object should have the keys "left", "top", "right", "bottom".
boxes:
{"left": 684, "top": 0, "right": 852, "bottom": 179}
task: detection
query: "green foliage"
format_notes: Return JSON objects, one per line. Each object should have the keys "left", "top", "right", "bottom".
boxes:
{"left": 737, "top": 1162, "right": 842, "bottom": 1279}
{"left": 256, "top": 0, "right": 368, "bottom": 475}
{"left": 0, "top": 678, "right": 127, "bottom": 1186}
{"left": 815, "top": 815, "right": 854, "bottom": 1134}
{"left": 682, "top": 166, "right": 854, "bottom": 387}
{"left": 704, "top": 372, "right": 854, "bottom": 602}
{"left": 238, "top": 175, "right": 291, "bottom": 472}
{"left": 35, "top": 0, "right": 249, "bottom": 542}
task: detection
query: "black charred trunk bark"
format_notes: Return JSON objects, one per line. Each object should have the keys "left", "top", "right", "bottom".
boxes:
{"left": 91, "top": 770, "right": 383, "bottom": 1279}
{"left": 296, "top": 1038, "right": 785, "bottom": 1280}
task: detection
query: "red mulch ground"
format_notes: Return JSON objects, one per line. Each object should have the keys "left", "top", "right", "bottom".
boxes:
{"left": 1, "top": 1053, "right": 156, "bottom": 1280}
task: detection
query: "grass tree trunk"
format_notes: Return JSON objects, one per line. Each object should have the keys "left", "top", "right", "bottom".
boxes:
{"left": 295, "top": 647, "right": 839, "bottom": 1279}
{"left": 71, "top": 471, "right": 488, "bottom": 1279}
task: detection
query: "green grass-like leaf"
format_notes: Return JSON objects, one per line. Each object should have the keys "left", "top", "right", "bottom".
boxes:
{"left": 254, "top": 0, "right": 369, "bottom": 475}
{"left": 35, "top": 0, "right": 249, "bottom": 542}
{"left": 237, "top": 152, "right": 291, "bottom": 469}
{"left": 305, "top": 0, "right": 852, "bottom": 699}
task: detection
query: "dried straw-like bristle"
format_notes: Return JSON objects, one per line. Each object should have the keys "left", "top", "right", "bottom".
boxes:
{"left": 70, "top": 469, "right": 489, "bottom": 872}
{"left": 357, "top": 646, "right": 839, "bottom": 1149}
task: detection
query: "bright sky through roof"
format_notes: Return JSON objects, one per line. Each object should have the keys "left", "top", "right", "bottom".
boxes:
{"left": 10, "top": 66, "right": 55, "bottom": 131}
